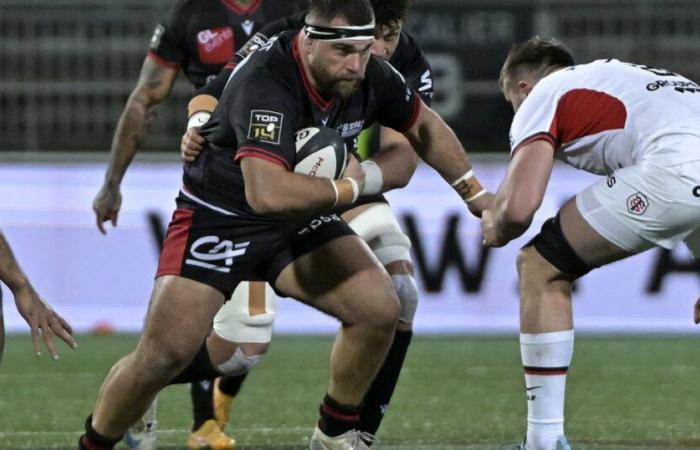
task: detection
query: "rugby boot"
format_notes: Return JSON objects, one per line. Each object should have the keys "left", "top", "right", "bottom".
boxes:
{"left": 187, "top": 419, "right": 236, "bottom": 450}
{"left": 309, "top": 425, "right": 373, "bottom": 450}
{"left": 213, "top": 377, "right": 235, "bottom": 430}
{"left": 124, "top": 397, "right": 158, "bottom": 450}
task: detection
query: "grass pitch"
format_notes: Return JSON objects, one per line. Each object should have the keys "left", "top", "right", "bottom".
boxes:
{"left": 0, "top": 334, "right": 698, "bottom": 449}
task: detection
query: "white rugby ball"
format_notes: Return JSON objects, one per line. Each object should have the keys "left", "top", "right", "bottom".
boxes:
{"left": 294, "top": 126, "right": 347, "bottom": 179}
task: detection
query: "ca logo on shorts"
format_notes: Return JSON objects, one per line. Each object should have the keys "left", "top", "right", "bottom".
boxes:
{"left": 185, "top": 236, "right": 249, "bottom": 273}
{"left": 627, "top": 192, "right": 649, "bottom": 215}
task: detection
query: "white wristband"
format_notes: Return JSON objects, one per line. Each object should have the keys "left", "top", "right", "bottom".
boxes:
{"left": 360, "top": 160, "right": 383, "bottom": 195}
{"left": 465, "top": 189, "right": 487, "bottom": 203}
{"left": 328, "top": 178, "right": 339, "bottom": 207}
{"left": 450, "top": 169, "right": 474, "bottom": 187}
{"left": 345, "top": 177, "right": 360, "bottom": 203}
{"left": 187, "top": 111, "right": 211, "bottom": 129}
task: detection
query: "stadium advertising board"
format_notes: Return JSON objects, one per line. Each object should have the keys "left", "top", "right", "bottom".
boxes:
{"left": 0, "top": 162, "right": 698, "bottom": 334}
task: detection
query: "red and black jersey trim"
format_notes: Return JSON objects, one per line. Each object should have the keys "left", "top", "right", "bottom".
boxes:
{"left": 511, "top": 132, "right": 557, "bottom": 157}
{"left": 147, "top": 51, "right": 180, "bottom": 70}
{"left": 523, "top": 365, "right": 569, "bottom": 376}
{"left": 235, "top": 146, "right": 291, "bottom": 170}
{"left": 292, "top": 33, "right": 335, "bottom": 112}
{"left": 219, "top": 0, "right": 262, "bottom": 15}
{"left": 395, "top": 94, "right": 422, "bottom": 132}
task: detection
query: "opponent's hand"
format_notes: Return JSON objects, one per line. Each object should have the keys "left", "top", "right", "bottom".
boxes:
{"left": 92, "top": 185, "right": 122, "bottom": 235}
{"left": 467, "top": 192, "right": 495, "bottom": 218}
{"left": 694, "top": 296, "right": 700, "bottom": 324}
{"left": 14, "top": 286, "right": 77, "bottom": 359}
{"left": 481, "top": 209, "right": 507, "bottom": 247}
{"left": 341, "top": 153, "right": 366, "bottom": 193}
{"left": 181, "top": 127, "right": 205, "bottom": 163}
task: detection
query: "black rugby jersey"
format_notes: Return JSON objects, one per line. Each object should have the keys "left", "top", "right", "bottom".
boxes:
{"left": 147, "top": 0, "right": 308, "bottom": 88}
{"left": 182, "top": 31, "right": 422, "bottom": 218}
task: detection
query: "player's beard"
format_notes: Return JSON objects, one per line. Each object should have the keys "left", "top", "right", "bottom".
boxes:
{"left": 309, "top": 62, "right": 362, "bottom": 99}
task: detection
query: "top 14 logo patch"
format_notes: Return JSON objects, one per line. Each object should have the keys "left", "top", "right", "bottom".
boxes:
{"left": 248, "top": 110, "right": 284, "bottom": 144}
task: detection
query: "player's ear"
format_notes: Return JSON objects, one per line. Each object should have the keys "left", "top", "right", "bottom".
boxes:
{"left": 518, "top": 80, "right": 531, "bottom": 95}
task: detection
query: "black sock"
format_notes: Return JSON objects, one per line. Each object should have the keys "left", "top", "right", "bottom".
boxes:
{"left": 169, "top": 341, "right": 221, "bottom": 384}
{"left": 78, "top": 415, "right": 122, "bottom": 450}
{"left": 318, "top": 394, "right": 360, "bottom": 437}
{"left": 190, "top": 379, "right": 215, "bottom": 431}
{"left": 359, "top": 329, "right": 413, "bottom": 436}
{"left": 218, "top": 372, "right": 249, "bottom": 397}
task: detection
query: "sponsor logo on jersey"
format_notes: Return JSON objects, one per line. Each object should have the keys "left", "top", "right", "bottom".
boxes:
{"left": 297, "top": 214, "right": 342, "bottom": 235}
{"left": 627, "top": 192, "right": 649, "bottom": 215}
{"left": 185, "top": 236, "right": 249, "bottom": 273}
{"left": 196, "top": 27, "right": 235, "bottom": 64}
{"left": 248, "top": 110, "right": 284, "bottom": 144}
{"left": 693, "top": 186, "right": 700, "bottom": 198}
{"left": 337, "top": 120, "right": 364, "bottom": 138}
{"left": 646, "top": 79, "right": 700, "bottom": 93}
{"left": 149, "top": 24, "right": 165, "bottom": 51}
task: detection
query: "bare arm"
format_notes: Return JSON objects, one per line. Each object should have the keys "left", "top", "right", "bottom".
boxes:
{"left": 241, "top": 156, "right": 365, "bottom": 217}
{"left": 93, "top": 58, "right": 178, "bottom": 233}
{"left": 403, "top": 102, "right": 493, "bottom": 216}
{"left": 481, "top": 140, "right": 555, "bottom": 247}
{"left": 0, "top": 231, "right": 76, "bottom": 359}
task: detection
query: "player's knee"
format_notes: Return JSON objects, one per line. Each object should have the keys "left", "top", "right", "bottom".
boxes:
{"left": 391, "top": 273, "right": 418, "bottom": 326}
{"left": 216, "top": 346, "right": 266, "bottom": 376}
{"left": 362, "top": 270, "right": 401, "bottom": 332}
{"left": 214, "top": 311, "right": 275, "bottom": 345}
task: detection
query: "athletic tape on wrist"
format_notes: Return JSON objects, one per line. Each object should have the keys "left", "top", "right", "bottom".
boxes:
{"left": 360, "top": 160, "right": 383, "bottom": 195}
{"left": 328, "top": 178, "right": 339, "bottom": 207}
{"left": 451, "top": 169, "right": 485, "bottom": 203}
{"left": 187, "top": 111, "right": 211, "bottom": 129}
{"left": 333, "top": 178, "right": 359, "bottom": 205}
{"left": 187, "top": 94, "right": 218, "bottom": 118}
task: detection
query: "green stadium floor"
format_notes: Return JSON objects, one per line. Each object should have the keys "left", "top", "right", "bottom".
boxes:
{"left": 0, "top": 334, "right": 698, "bottom": 450}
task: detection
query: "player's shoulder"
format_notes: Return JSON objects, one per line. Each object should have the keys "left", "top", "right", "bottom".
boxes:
{"left": 367, "top": 55, "right": 406, "bottom": 85}
{"left": 232, "top": 34, "right": 301, "bottom": 98}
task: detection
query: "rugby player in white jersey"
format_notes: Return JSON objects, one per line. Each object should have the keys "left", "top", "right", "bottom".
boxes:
{"left": 481, "top": 37, "right": 700, "bottom": 450}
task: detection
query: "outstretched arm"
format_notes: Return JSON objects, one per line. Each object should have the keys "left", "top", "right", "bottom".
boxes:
{"left": 93, "top": 58, "right": 178, "bottom": 234}
{"left": 403, "top": 103, "right": 494, "bottom": 217}
{"left": 481, "top": 140, "right": 554, "bottom": 247}
{"left": 0, "top": 231, "right": 76, "bottom": 360}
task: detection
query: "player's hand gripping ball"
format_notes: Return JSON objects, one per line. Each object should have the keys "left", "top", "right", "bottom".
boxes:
{"left": 293, "top": 126, "right": 347, "bottom": 179}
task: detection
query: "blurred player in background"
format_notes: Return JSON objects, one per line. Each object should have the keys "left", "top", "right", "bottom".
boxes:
{"left": 79, "top": 0, "right": 492, "bottom": 449}
{"left": 91, "top": 1, "right": 307, "bottom": 449}
{"left": 179, "top": 0, "right": 445, "bottom": 444}
{"left": 0, "top": 230, "right": 76, "bottom": 365}
{"left": 483, "top": 37, "right": 700, "bottom": 450}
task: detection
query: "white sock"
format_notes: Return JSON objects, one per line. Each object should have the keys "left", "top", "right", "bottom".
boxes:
{"left": 520, "top": 330, "right": 574, "bottom": 450}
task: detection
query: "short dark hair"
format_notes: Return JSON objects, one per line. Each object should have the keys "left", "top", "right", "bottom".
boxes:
{"left": 308, "top": 0, "right": 374, "bottom": 26}
{"left": 370, "top": 0, "right": 413, "bottom": 26}
{"left": 499, "top": 36, "right": 575, "bottom": 90}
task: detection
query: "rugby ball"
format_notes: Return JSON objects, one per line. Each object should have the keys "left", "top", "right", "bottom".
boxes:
{"left": 294, "top": 126, "right": 347, "bottom": 179}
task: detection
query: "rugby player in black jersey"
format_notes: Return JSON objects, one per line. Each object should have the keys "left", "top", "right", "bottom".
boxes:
{"left": 179, "top": 0, "right": 442, "bottom": 445}
{"left": 80, "top": 1, "right": 491, "bottom": 449}
{"left": 91, "top": 1, "right": 307, "bottom": 449}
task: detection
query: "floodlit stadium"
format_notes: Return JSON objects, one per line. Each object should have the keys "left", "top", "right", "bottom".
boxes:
{"left": 1, "top": 0, "right": 699, "bottom": 449}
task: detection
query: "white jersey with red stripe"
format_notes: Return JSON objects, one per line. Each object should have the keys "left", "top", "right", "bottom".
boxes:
{"left": 509, "top": 59, "right": 700, "bottom": 175}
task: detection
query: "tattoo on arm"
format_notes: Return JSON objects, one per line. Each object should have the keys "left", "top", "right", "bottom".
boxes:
{"left": 106, "top": 59, "right": 177, "bottom": 185}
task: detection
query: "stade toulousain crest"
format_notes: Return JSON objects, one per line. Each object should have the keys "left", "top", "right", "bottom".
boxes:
{"left": 294, "top": 126, "right": 347, "bottom": 179}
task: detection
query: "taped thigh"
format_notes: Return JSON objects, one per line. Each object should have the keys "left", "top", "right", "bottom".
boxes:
{"left": 348, "top": 204, "right": 412, "bottom": 266}
{"left": 213, "top": 281, "right": 276, "bottom": 344}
